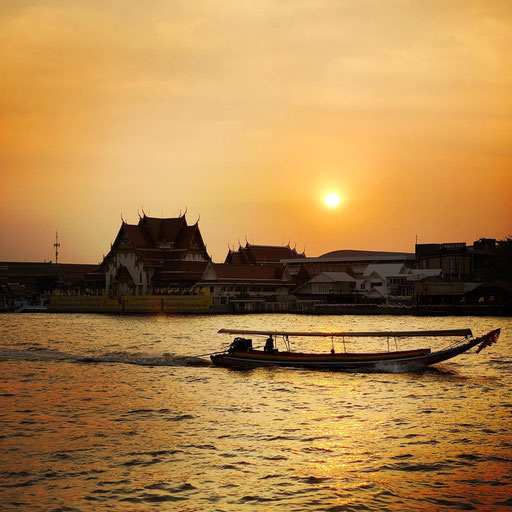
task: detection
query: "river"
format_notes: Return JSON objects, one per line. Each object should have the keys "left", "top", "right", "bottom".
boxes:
{"left": 0, "top": 313, "right": 510, "bottom": 511}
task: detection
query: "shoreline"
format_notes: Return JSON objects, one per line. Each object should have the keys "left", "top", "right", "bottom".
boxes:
{"left": 2, "top": 304, "right": 510, "bottom": 317}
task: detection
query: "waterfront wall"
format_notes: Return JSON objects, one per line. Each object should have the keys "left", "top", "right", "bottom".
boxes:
{"left": 48, "top": 294, "right": 211, "bottom": 313}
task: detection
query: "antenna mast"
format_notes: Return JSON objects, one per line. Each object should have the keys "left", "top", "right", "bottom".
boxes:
{"left": 54, "top": 231, "right": 60, "bottom": 264}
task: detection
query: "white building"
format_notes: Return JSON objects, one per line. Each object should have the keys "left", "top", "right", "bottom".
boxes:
{"left": 293, "top": 272, "right": 356, "bottom": 297}
{"left": 358, "top": 265, "right": 443, "bottom": 302}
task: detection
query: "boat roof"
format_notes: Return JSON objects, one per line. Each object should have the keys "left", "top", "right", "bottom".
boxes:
{"left": 218, "top": 328, "right": 473, "bottom": 338}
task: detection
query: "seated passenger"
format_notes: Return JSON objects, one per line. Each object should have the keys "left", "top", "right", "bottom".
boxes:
{"left": 264, "top": 336, "right": 275, "bottom": 353}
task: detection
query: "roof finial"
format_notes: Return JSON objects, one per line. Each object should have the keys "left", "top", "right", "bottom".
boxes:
{"left": 178, "top": 209, "right": 182, "bottom": 217}
{"left": 183, "top": 206, "right": 188, "bottom": 218}
{"left": 121, "top": 212, "right": 125, "bottom": 224}
{"left": 287, "top": 237, "right": 291, "bottom": 248}
{"left": 238, "top": 239, "right": 241, "bottom": 249}
{"left": 141, "top": 205, "right": 146, "bottom": 217}
{"left": 245, "top": 235, "right": 249, "bottom": 247}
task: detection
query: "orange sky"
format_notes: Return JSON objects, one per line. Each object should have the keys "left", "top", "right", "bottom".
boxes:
{"left": 1, "top": 1, "right": 511, "bottom": 263}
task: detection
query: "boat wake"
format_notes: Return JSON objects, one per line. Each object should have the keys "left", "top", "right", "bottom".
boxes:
{"left": 77, "top": 353, "right": 212, "bottom": 367}
{"left": 373, "top": 361, "right": 422, "bottom": 374}
{"left": 372, "top": 360, "right": 457, "bottom": 375}
{"left": 0, "top": 347, "right": 212, "bottom": 367}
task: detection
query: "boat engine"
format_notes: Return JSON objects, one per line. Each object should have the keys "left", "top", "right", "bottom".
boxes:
{"left": 228, "top": 337, "right": 253, "bottom": 353}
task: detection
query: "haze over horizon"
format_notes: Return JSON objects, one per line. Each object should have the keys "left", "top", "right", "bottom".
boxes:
{"left": 1, "top": 1, "right": 511, "bottom": 264}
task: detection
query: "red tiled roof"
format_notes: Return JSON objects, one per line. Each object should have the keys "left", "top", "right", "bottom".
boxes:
{"left": 0, "top": 262, "right": 59, "bottom": 278}
{"left": 249, "top": 246, "right": 299, "bottom": 261}
{"left": 211, "top": 264, "right": 285, "bottom": 281}
{"left": 105, "top": 215, "right": 209, "bottom": 262}
{"left": 225, "top": 244, "right": 303, "bottom": 265}
{"left": 0, "top": 262, "right": 102, "bottom": 291}
{"left": 123, "top": 224, "right": 154, "bottom": 249}
{"left": 141, "top": 216, "right": 186, "bottom": 244}
{"left": 58, "top": 264, "right": 100, "bottom": 284}
{"left": 174, "top": 224, "right": 197, "bottom": 249}
{"left": 227, "top": 252, "right": 245, "bottom": 265}
{"left": 152, "top": 260, "right": 208, "bottom": 283}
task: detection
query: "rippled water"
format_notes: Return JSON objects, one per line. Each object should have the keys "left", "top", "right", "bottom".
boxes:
{"left": 0, "top": 313, "right": 510, "bottom": 511}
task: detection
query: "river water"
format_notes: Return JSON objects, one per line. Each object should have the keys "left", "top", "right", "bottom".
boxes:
{"left": 0, "top": 313, "right": 510, "bottom": 511}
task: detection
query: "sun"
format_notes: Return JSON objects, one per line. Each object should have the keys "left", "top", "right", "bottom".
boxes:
{"left": 325, "top": 192, "right": 340, "bottom": 208}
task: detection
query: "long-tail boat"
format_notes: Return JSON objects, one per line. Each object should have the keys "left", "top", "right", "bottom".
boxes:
{"left": 210, "top": 328, "right": 501, "bottom": 371}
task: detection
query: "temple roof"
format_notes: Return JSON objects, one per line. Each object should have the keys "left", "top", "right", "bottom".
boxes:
{"left": 175, "top": 223, "right": 202, "bottom": 250}
{"left": 104, "top": 214, "right": 210, "bottom": 265}
{"left": 141, "top": 215, "right": 187, "bottom": 245}
{"left": 123, "top": 224, "right": 154, "bottom": 249}
{"left": 225, "top": 243, "right": 304, "bottom": 266}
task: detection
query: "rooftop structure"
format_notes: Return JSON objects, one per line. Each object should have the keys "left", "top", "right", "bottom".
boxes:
{"left": 0, "top": 262, "right": 98, "bottom": 295}
{"left": 415, "top": 239, "right": 496, "bottom": 278}
{"left": 318, "top": 249, "right": 415, "bottom": 262}
{"left": 225, "top": 242, "right": 304, "bottom": 266}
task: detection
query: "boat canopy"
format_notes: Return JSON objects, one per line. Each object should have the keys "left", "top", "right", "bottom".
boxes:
{"left": 218, "top": 328, "right": 473, "bottom": 338}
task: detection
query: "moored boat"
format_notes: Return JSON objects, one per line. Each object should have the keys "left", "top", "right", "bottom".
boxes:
{"left": 211, "top": 328, "right": 501, "bottom": 371}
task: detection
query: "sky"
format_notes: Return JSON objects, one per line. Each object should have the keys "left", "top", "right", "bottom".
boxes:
{"left": 1, "top": 0, "right": 511, "bottom": 263}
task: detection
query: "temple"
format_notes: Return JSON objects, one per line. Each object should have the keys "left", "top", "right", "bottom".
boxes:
{"left": 98, "top": 214, "right": 210, "bottom": 295}
{"left": 225, "top": 242, "right": 304, "bottom": 266}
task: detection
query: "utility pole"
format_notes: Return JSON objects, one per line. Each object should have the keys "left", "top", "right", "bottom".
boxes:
{"left": 54, "top": 231, "right": 60, "bottom": 264}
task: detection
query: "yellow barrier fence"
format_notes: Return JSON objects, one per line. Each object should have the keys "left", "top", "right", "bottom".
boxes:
{"left": 48, "top": 294, "right": 211, "bottom": 313}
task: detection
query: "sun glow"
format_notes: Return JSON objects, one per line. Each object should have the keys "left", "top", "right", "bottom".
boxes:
{"left": 325, "top": 193, "right": 340, "bottom": 208}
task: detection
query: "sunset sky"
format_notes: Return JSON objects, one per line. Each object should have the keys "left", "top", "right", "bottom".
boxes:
{"left": 1, "top": 0, "right": 511, "bottom": 263}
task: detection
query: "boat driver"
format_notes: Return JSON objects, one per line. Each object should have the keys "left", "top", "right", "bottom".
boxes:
{"left": 264, "top": 335, "right": 275, "bottom": 353}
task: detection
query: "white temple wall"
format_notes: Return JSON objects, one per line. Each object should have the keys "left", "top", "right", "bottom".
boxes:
{"left": 105, "top": 251, "right": 152, "bottom": 295}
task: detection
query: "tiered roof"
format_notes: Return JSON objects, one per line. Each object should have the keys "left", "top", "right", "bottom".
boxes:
{"left": 225, "top": 243, "right": 305, "bottom": 266}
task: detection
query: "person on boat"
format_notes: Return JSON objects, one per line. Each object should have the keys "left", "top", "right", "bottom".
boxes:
{"left": 264, "top": 336, "right": 275, "bottom": 353}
